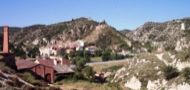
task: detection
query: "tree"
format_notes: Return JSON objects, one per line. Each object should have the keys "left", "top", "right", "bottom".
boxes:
{"left": 83, "top": 66, "right": 95, "bottom": 82}
{"left": 84, "top": 51, "right": 91, "bottom": 62}
{"left": 69, "top": 51, "right": 76, "bottom": 58}
{"left": 72, "top": 57, "right": 95, "bottom": 81}
{"left": 110, "top": 53, "right": 117, "bottom": 60}
{"left": 28, "top": 46, "right": 40, "bottom": 58}
{"left": 72, "top": 57, "right": 87, "bottom": 71}
{"left": 102, "top": 49, "right": 111, "bottom": 61}
{"left": 95, "top": 50, "right": 102, "bottom": 57}
{"left": 59, "top": 52, "right": 68, "bottom": 59}
{"left": 76, "top": 50, "right": 84, "bottom": 57}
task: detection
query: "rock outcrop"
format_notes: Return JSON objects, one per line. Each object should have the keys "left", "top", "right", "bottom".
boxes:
{"left": 126, "top": 18, "right": 190, "bottom": 52}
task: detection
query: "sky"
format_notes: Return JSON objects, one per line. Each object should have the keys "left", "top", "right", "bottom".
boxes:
{"left": 0, "top": 0, "right": 190, "bottom": 30}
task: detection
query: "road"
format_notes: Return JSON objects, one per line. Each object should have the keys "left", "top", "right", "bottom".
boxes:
{"left": 70, "top": 59, "right": 130, "bottom": 68}
{"left": 86, "top": 59, "right": 130, "bottom": 65}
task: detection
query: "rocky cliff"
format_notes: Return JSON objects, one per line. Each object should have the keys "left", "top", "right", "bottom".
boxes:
{"left": 112, "top": 52, "right": 190, "bottom": 90}
{"left": 126, "top": 18, "right": 190, "bottom": 52}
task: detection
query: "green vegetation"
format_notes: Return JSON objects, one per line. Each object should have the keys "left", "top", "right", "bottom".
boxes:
{"left": 102, "top": 49, "right": 111, "bottom": 61}
{"left": 102, "top": 49, "right": 127, "bottom": 61}
{"left": 83, "top": 66, "right": 95, "bottom": 82}
{"left": 137, "top": 53, "right": 160, "bottom": 62}
{"left": 107, "top": 82, "right": 122, "bottom": 90}
{"left": 22, "top": 72, "right": 50, "bottom": 88}
{"left": 102, "top": 65, "right": 123, "bottom": 72}
{"left": 56, "top": 80, "right": 122, "bottom": 90}
{"left": 162, "top": 65, "right": 180, "bottom": 80}
{"left": 93, "top": 26, "right": 131, "bottom": 50}
{"left": 90, "top": 57, "right": 102, "bottom": 62}
{"left": 71, "top": 57, "right": 95, "bottom": 81}
{"left": 143, "top": 42, "right": 154, "bottom": 52}
{"left": 119, "top": 42, "right": 132, "bottom": 50}
{"left": 10, "top": 43, "right": 26, "bottom": 58}
{"left": 182, "top": 67, "right": 190, "bottom": 84}
{"left": 164, "top": 45, "right": 175, "bottom": 51}
{"left": 27, "top": 46, "right": 40, "bottom": 58}
{"left": 23, "top": 72, "right": 36, "bottom": 83}
{"left": 67, "top": 50, "right": 91, "bottom": 62}
{"left": 95, "top": 50, "right": 102, "bottom": 57}
{"left": 174, "top": 48, "right": 190, "bottom": 62}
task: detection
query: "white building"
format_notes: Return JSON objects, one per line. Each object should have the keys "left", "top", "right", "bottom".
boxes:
{"left": 39, "top": 46, "right": 57, "bottom": 56}
{"left": 85, "top": 46, "right": 98, "bottom": 54}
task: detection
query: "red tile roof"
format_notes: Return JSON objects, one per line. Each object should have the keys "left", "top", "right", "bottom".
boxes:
{"left": 16, "top": 60, "right": 38, "bottom": 70}
{"left": 38, "top": 60, "right": 54, "bottom": 67}
{"left": 16, "top": 59, "right": 74, "bottom": 74}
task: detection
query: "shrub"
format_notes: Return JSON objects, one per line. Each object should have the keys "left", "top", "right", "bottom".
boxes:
{"left": 182, "top": 67, "right": 190, "bottom": 83}
{"left": 164, "top": 45, "right": 175, "bottom": 51}
{"left": 162, "top": 65, "right": 180, "bottom": 80}
{"left": 32, "top": 80, "right": 46, "bottom": 87}
{"left": 83, "top": 66, "right": 95, "bottom": 82}
{"left": 144, "top": 42, "right": 153, "bottom": 52}
{"left": 116, "top": 54, "right": 125, "bottom": 60}
{"left": 54, "top": 74, "right": 73, "bottom": 82}
{"left": 110, "top": 53, "right": 117, "bottom": 60}
{"left": 107, "top": 82, "right": 122, "bottom": 90}
{"left": 95, "top": 50, "right": 102, "bottom": 57}
{"left": 102, "top": 65, "right": 123, "bottom": 72}
{"left": 73, "top": 71, "right": 85, "bottom": 80}
{"left": 23, "top": 72, "right": 35, "bottom": 83}
{"left": 102, "top": 49, "right": 111, "bottom": 61}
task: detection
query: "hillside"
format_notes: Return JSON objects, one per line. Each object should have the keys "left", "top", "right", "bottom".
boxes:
{"left": 84, "top": 22, "right": 131, "bottom": 50}
{"left": 126, "top": 18, "right": 190, "bottom": 52}
{"left": 111, "top": 52, "right": 190, "bottom": 90}
{"left": 1, "top": 17, "right": 132, "bottom": 51}
{"left": 119, "top": 29, "right": 131, "bottom": 35}
{"left": 7, "top": 18, "right": 98, "bottom": 45}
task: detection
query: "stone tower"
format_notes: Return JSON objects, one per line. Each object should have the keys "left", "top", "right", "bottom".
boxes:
{"left": 0, "top": 26, "right": 17, "bottom": 69}
{"left": 3, "top": 26, "right": 9, "bottom": 53}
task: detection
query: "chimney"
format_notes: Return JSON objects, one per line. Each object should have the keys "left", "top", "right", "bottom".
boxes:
{"left": 3, "top": 26, "right": 9, "bottom": 53}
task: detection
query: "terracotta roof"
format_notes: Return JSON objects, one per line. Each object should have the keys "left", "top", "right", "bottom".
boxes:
{"left": 16, "top": 59, "right": 74, "bottom": 74}
{"left": 38, "top": 60, "right": 54, "bottom": 67}
{"left": 16, "top": 60, "right": 38, "bottom": 70}
{"left": 53, "top": 65, "right": 74, "bottom": 74}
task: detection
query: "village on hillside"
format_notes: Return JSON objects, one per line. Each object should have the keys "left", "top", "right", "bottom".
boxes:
{"left": 1, "top": 17, "right": 190, "bottom": 90}
{"left": 0, "top": 25, "right": 135, "bottom": 89}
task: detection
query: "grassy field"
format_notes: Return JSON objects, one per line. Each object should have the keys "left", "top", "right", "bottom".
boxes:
{"left": 56, "top": 80, "right": 124, "bottom": 90}
{"left": 90, "top": 57, "right": 102, "bottom": 62}
{"left": 89, "top": 61, "right": 128, "bottom": 72}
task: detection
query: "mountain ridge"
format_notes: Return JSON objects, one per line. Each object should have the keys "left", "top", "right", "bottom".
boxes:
{"left": 126, "top": 18, "right": 190, "bottom": 51}
{"left": 0, "top": 17, "right": 132, "bottom": 51}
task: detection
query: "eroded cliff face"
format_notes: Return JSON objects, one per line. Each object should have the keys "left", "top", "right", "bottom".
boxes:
{"left": 112, "top": 52, "right": 190, "bottom": 90}
{"left": 126, "top": 18, "right": 190, "bottom": 52}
